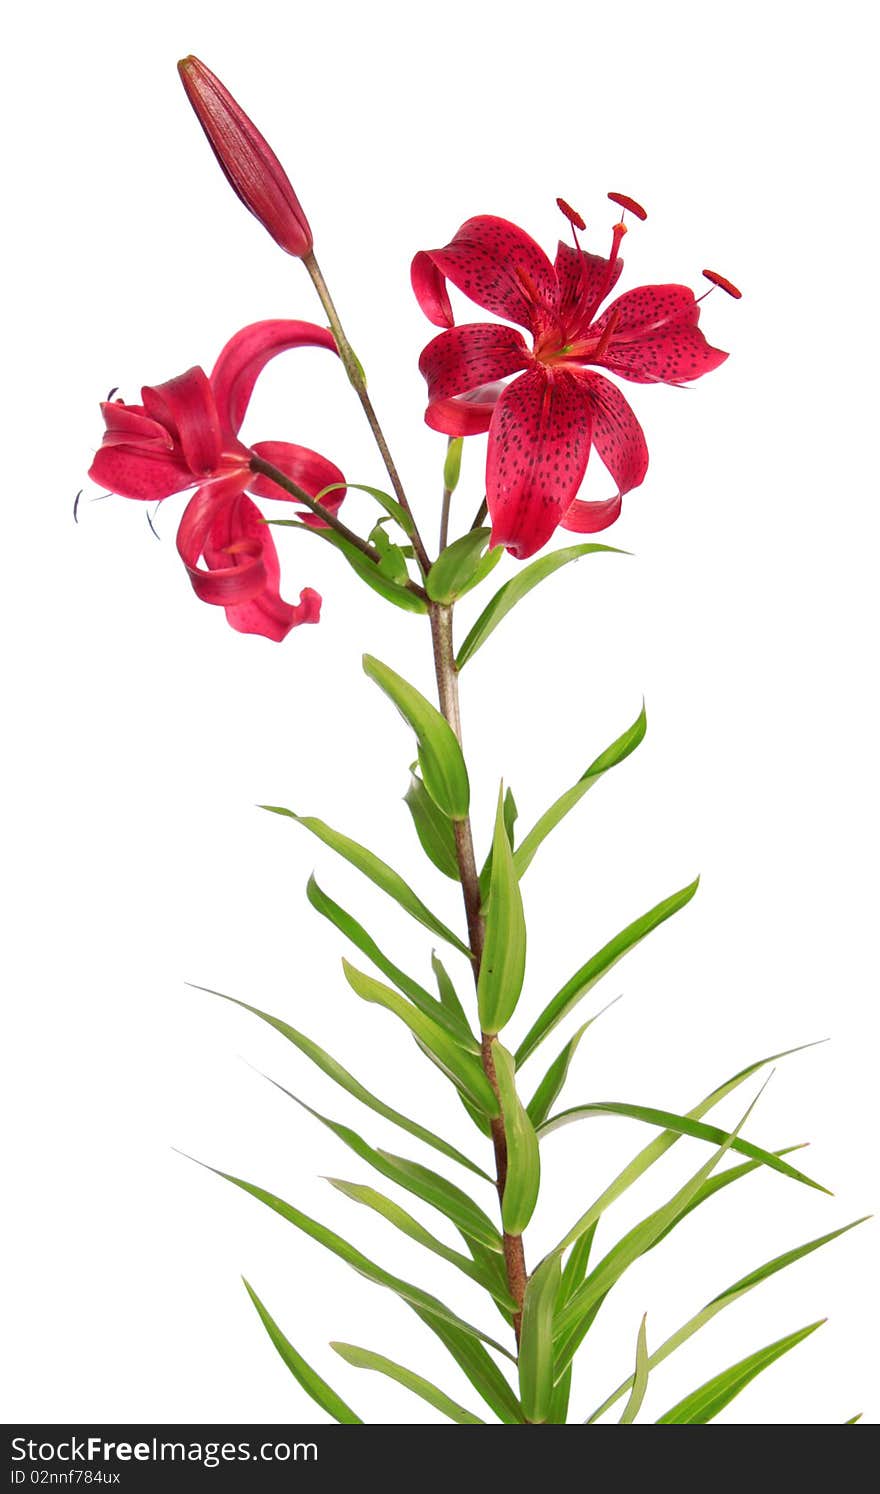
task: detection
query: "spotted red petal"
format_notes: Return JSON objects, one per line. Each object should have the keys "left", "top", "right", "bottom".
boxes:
{"left": 560, "top": 492, "right": 622, "bottom": 533}
{"left": 581, "top": 371, "right": 649, "bottom": 496}
{"left": 411, "top": 251, "right": 455, "bottom": 329}
{"left": 486, "top": 368, "right": 593, "bottom": 559}
{"left": 424, "top": 382, "right": 506, "bottom": 437}
{"left": 554, "top": 241, "right": 624, "bottom": 335}
{"left": 210, "top": 319, "right": 339, "bottom": 438}
{"left": 589, "top": 285, "right": 727, "bottom": 385}
{"left": 88, "top": 401, "right": 194, "bottom": 501}
{"left": 141, "top": 367, "right": 223, "bottom": 476}
{"left": 176, "top": 480, "right": 319, "bottom": 641}
{"left": 419, "top": 323, "right": 531, "bottom": 407}
{"left": 248, "top": 440, "right": 346, "bottom": 527}
{"left": 420, "top": 216, "right": 558, "bottom": 333}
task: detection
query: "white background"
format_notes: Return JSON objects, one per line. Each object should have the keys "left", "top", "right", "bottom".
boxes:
{"left": 3, "top": 0, "right": 877, "bottom": 1427}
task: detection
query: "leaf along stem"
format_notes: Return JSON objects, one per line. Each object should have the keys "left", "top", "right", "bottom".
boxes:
{"left": 429, "top": 600, "right": 529, "bottom": 1342}
{"left": 248, "top": 454, "right": 428, "bottom": 603}
{"left": 303, "top": 250, "right": 432, "bottom": 577}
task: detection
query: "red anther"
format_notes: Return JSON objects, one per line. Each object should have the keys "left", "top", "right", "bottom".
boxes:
{"left": 608, "top": 191, "right": 648, "bottom": 221}
{"left": 702, "top": 268, "right": 742, "bottom": 299}
{"left": 556, "top": 196, "right": 586, "bottom": 231}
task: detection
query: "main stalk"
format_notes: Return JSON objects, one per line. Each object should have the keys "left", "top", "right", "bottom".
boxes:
{"left": 429, "top": 602, "right": 528, "bottom": 1338}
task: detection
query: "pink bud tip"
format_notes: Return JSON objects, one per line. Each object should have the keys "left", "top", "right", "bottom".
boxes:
{"left": 607, "top": 191, "right": 648, "bottom": 221}
{"left": 702, "top": 269, "right": 742, "bottom": 299}
{"left": 177, "top": 56, "right": 313, "bottom": 258}
{"left": 556, "top": 197, "right": 586, "bottom": 230}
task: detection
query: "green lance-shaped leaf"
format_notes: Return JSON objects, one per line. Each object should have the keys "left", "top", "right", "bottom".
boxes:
{"left": 194, "top": 985, "right": 488, "bottom": 1181}
{"left": 331, "top": 1342, "right": 486, "bottom": 1424}
{"left": 363, "top": 654, "right": 470, "bottom": 820}
{"left": 410, "top": 1309, "right": 526, "bottom": 1424}
{"left": 270, "top": 1078, "right": 502, "bottom": 1254}
{"left": 426, "top": 528, "right": 502, "bottom": 604}
{"left": 316, "top": 479, "right": 416, "bottom": 538}
{"left": 493, "top": 1043, "right": 541, "bottom": 1235}
{"left": 403, "top": 769, "right": 460, "bottom": 879}
{"left": 206, "top": 1160, "right": 514, "bottom": 1360}
{"left": 478, "top": 786, "right": 519, "bottom": 904}
{"left": 242, "top": 1279, "right": 362, "bottom": 1424}
{"left": 586, "top": 1216, "right": 868, "bottom": 1422}
{"left": 342, "top": 961, "right": 498, "bottom": 1118}
{"left": 550, "top": 1043, "right": 819, "bottom": 1266}
{"left": 326, "top": 1178, "right": 518, "bottom": 1311}
{"left": 538, "top": 1100, "right": 828, "bottom": 1194}
{"left": 518, "top": 1253, "right": 562, "bottom": 1424}
{"left": 432, "top": 952, "right": 470, "bottom": 1029}
{"left": 526, "top": 997, "right": 621, "bottom": 1129}
{"left": 369, "top": 520, "right": 410, "bottom": 584}
{"left": 655, "top": 1320, "right": 825, "bottom": 1424}
{"left": 553, "top": 1084, "right": 770, "bottom": 1375}
{"left": 456, "top": 542, "right": 623, "bottom": 668}
{"left": 514, "top": 703, "right": 648, "bottom": 880}
{"left": 618, "top": 1315, "right": 649, "bottom": 1424}
{"left": 306, "top": 876, "right": 477, "bottom": 1049}
{"left": 272, "top": 518, "right": 427, "bottom": 612}
{"left": 478, "top": 787, "right": 527, "bottom": 1034}
{"left": 261, "top": 806, "right": 471, "bottom": 957}
{"left": 515, "top": 878, "right": 699, "bottom": 1066}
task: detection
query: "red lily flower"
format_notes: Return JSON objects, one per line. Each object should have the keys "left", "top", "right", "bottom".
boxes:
{"left": 89, "top": 320, "right": 344, "bottom": 641}
{"left": 412, "top": 200, "right": 730, "bottom": 558}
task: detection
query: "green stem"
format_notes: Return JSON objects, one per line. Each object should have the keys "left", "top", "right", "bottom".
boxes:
{"left": 249, "top": 454, "right": 429, "bottom": 604}
{"left": 303, "top": 250, "right": 432, "bottom": 577}
{"left": 428, "top": 601, "right": 528, "bottom": 1340}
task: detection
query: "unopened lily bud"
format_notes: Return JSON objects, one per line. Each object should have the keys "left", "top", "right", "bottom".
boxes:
{"left": 178, "top": 56, "right": 313, "bottom": 258}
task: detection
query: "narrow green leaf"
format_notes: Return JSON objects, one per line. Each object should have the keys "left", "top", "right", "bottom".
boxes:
{"left": 432, "top": 952, "right": 470, "bottom": 1029}
{"left": 370, "top": 521, "right": 410, "bottom": 584}
{"left": 306, "top": 875, "right": 476, "bottom": 1048}
{"left": 561, "top": 1221, "right": 597, "bottom": 1303}
{"left": 552, "top": 1041, "right": 823, "bottom": 1262}
{"left": 478, "top": 786, "right": 527, "bottom": 1034}
{"left": 269, "top": 1078, "right": 502, "bottom": 1254}
{"left": 647, "top": 1144, "right": 808, "bottom": 1251}
{"left": 515, "top": 703, "right": 647, "bottom": 879}
{"left": 844, "top": 1414, "right": 863, "bottom": 1424}
{"left": 272, "top": 519, "right": 427, "bottom": 611}
{"left": 553, "top": 1085, "right": 769, "bottom": 1375}
{"left": 403, "top": 770, "right": 460, "bottom": 879}
{"left": 443, "top": 438, "right": 463, "bottom": 495}
{"left": 331, "top": 1342, "right": 486, "bottom": 1423}
{"left": 518, "top": 1253, "right": 562, "bottom": 1424}
{"left": 456, "top": 543, "right": 622, "bottom": 668}
{"left": 656, "top": 1321, "right": 825, "bottom": 1424}
{"left": 587, "top": 1217, "right": 867, "bottom": 1422}
{"left": 410, "top": 1310, "right": 526, "bottom": 1424}
{"left": 342, "top": 961, "right": 498, "bottom": 1117}
{"left": 539, "top": 1100, "right": 828, "bottom": 1194}
{"left": 478, "top": 786, "right": 518, "bottom": 903}
{"left": 619, "top": 1316, "right": 649, "bottom": 1424}
{"left": 193, "top": 985, "right": 488, "bottom": 1180}
{"left": 242, "top": 1278, "right": 362, "bottom": 1424}
{"left": 493, "top": 1043, "right": 541, "bottom": 1234}
{"left": 363, "top": 654, "right": 470, "bottom": 820}
{"left": 526, "top": 998, "right": 621, "bottom": 1129}
{"left": 206, "top": 1160, "right": 514, "bottom": 1360}
{"left": 326, "top": 1177, "right": 518, "bottom": 1310}
{"left": 547, "top": 1365, "right": 573, "bottom": 1425}
{"left": 427, "top": 528, "right": 498, "bottom": 604}
{"left": 316, "top": 479, "right": 415, "bottom": 538}
{"left": 260, "top": 806, "right": 471, "bottom": 957}
{"left": 515, "top": 878, "right": 699, "bottom": 1066}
